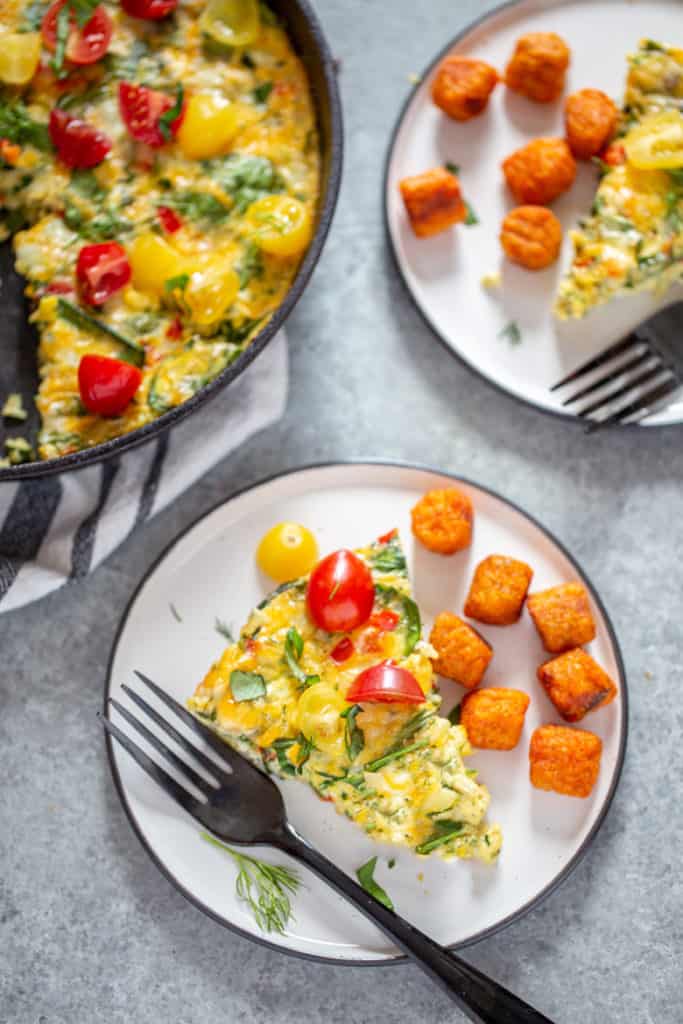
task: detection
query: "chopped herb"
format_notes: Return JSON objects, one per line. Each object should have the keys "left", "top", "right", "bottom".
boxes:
{"left": 256, "top": 579, "right": 302, "bottom": 609}
{"left": 126, "top": 312, "right": 161, "bottom": 335}
{"left": 253, "top": 81, "right": 274, "bottom": 105}
{"left": 416, "top": 820, "right": 465, "bottom": 855}
{"left": 328, "top": 581, "right": 341, "bottom": 601}
{"left": 447, "top": 703, "right": 461, "bottom": 725}
{"left": 668, "top": 169, "right": 683, "bottom": 186}
{"left": 0, "top": 99, "right": 51, "bottom": 151}
{"left": 2, "top": 394, "right": 27, "bottom": 421}
{"left": 444, "top": 161, "right": 460, "bottom": 175}
{"left": 56, "top": 299, "right": 144, "bottom": 364}
{"left": 158, "top": 85, "right": 184, "bottom": 141}
{"left": 164, "top": 191, "right": 229, "bottom": 224}
{"left": 82, "top": 210, "right": 134, "bottom": 242}
{"left": 201, "top": 832, "right": 300, "bottom": 934}
{"left": 215, "top": 618, "right": 234, "bottom": 642}
{"left": 21, "top": 0, "right": 49, "bottom": 29}
{"left": 70, "top": 169, "right": 105, "bottom": 200}
{"left": 204, "top": 153, "right": 282, "bottom": 213}
{"left": 238, "top": 241, "right": 264, "bottom": 288}
{"left": 105, "top": 39, "right": 151, "bottom": 79}
{"left": 387, "top": 858, "right": 396, "bottom": 869}
{"left": 169, "top": 602, "right": 182, "bottom": 622}
{"left": 221, "top": 317, "right": 262, "bottom": 345}
{"left": 51, "top": 2, "right": 71, "bottom": 77}
{"left": 343, "top": 704, "right": 365, "bottom": 761}
{"left": 591, "top": 195, "right": 606, "bottom": 216}
{"left": 386, "top": 709, "right": 434, "bottom": 751}
{"left": 165, "top": 273, "right": 190, "bottom": 293}
{"left": 270, "top": 733, "right": 314, "bottom": 775}
{"left": 371, "top": 536, "right": 406, "bottom": 574}
{"left": 497, "top": 320, "right": 522, "bottom": 346}
{"left": 642, "top": 39, "right": 664, "bottom": 51}
{"left": 283, "top": 627, "right": 319, "bottom": 688}
{"left": 230, "top": 669, "right": 267, "bottom": 702}
{"left": 591, "top": 156, "right": 612, "bottom": 177}
{"left": 464, "top": 200, "right": 479, "bottom": 226}
{"left": 356, "top": 857, "right": 394, "bottom": 910}
{"left": 364, "top": 740, "right": 427, "bottom": 774}
{"left": 241, "top": 52, "right": 256, "bottom": 68}
{"left": 374, "top": 584, "right": 421, "bottom": 655}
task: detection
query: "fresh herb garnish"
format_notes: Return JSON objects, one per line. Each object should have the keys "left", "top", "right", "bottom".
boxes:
{"left": 169, "top": 602, "right": 182, "bottom": 622}
{"left": 52, "top": 2, "right": 71, "bottom": 77}
{"left": 464, "top": 200, "right": 479, "bottom": 226}
{"left": 70, "top": 169, "right": 105, "bottom": 200}
{"left": 165, "top": 273, "right": 190, "bottom": 293}
{"left": 253, "top": 81, "right": 274, "bottom": 105}
{"left": 364, "top": 740, "right": 427, "bottom": 774}
{"left": 356, "top": 857, "right": 394, "bottom": 910}
{"left": 241, "top": 52, "right": 256, "bottom": 69}
{"left": 204, "top": 153, "right": 282, "bottom": 213}
{"left": 66, "top": 207, "right": 133, "bottom": 242}
{"left": 201, "top": 832, "right": 300, "bottom": 934}
{"left": 388, "top": 858, "right": 396, "bottom": 869}
{"left": 270, "top": 733, "right": 314, "bottom": 775}
{"left": 164, "top": 191, "right": 229, "bottom": 224}
{"left": 374, "top": 584, "right": 421, "bottom": 655}
{"left": 56, "top": 299, "right": 144, "bottom": 364}
{"left": 387, "top": 709, "right": 434, "bottom": 750}
{"left": 215, "top": 618, "right": 234, "bottom": 642}
{"left": 2, "top": 393, "right": 27, "bottom": 421}
{"left": 342, "top": 703, "right": 365, "bottom": 761}
{"left": 371, "top": 535, "right": 406, "bottom": 574}
{"left": 283, "top": 627, "right": 319, "bottom": 688}
{"left": 447, "top": 703, "right": 461, "bottom": 725}
{"left": 497, "top": 320, "right": 522, "bottom": 346}
{"left": 230, "top": 669, "right": 267, "bottom": 702}
{"left": 158, "top": 85, "right": 184, "bottom": 142}
{"left": 0, "top": 100, "right": 51, "bottom": 151}
{"left": 238, "top": 241, "right": 264, "bottom": 288}
{"left": 415, "top": 820, "right": 465, "bottom": 855}
{"left": 444, "top": 161, "right": 460, "bottom": 175}
{"left": 21, "top": 0, "right": 49, "bottom": 30}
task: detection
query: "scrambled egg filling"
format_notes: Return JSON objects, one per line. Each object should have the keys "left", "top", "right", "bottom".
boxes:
{"left": 188, "top": 533, "right": 502, "bottom": 862}
{"left": 556, "top": 41, "right": 683, "bottom": 319}
{"left": 0, "top": 0, "right": 320, "bottom": 459}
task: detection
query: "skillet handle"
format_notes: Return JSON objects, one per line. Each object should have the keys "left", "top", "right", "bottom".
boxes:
{"left": 273, "top": 824, "right": 555, "bottom": 1024}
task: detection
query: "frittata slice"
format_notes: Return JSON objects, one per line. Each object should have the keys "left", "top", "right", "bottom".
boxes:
{"left": 555, "top": 41, "right": 683, "bottom": 319}
{"left": 188, "top": 531, "right": 501, "bottom": 863}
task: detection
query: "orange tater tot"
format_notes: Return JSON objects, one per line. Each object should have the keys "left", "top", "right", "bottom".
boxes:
{"left": 429, "top": 612, "right": 492, "bottom": 689}
{"left": 461, "top": 687, "right": 530, "bottom": 750}
{"left": 565, "top": 88, "right": 619, "bottom": 159}
{"left": 411, "top": 487, "right": 473, "bottom": 554}
{"left": 502, "top": 138, "right": 576, "bottom": 205}
{"left": 399, "top": 167, "right": 466, "bottom": 238}
{"left": 500, "top": 205, "right": 562, "bottom": 269}
{"left": 529, "top": 724, "right": 602, "bottom": 797}
{"left": 505, "top": 32, "right": 570, "bottom": 103}
{"left": 431, "top": 55, "right": 499, "bottom": 121}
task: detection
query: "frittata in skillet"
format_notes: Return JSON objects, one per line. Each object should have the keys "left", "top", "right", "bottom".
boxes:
{"left": 188, "top": 531, "right": 502, "bottom": 862}
{"left": 0, "top": 0, "right": 319, "bottom": 461}
{"left": 556, "top": 40, "right": 683, "bottom": 319}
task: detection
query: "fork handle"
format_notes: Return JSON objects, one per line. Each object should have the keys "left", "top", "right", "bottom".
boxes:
{"left": 273, "top": 824, "right": 554, "bottom": 1024}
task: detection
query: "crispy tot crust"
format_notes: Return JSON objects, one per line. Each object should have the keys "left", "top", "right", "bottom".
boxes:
{"left": 500, "top": 205, "right": 562, "bottom": 269}
{"left": 537, "top": 647, "right": 617, "bottom": 722}
{"left": 464, "top": 554, "right": 533, "bottom": 625}
{"left": 429, "top": 612, "right": 492, "bottom": 689}
{"left": 527, "top": 582, "right": 596, "bottom": 653}
{"left": 565, "top": 88, "right": 618, "bottom": 159}
{"left": 411, "top": 487, "right": 473, "bottom": 554}
{"left": 502, "top": 138, "right": 576, "bottom": 205}
{"left": 505, "top": 32, "right": 570, "bottom": 103}
{"left": 399, "top": 167, "right": 466, "bottom": 238}
{"left": 431, "top": 55, "right": 499, "bottom": 121}
{"left": 461, "top": 687, "right": 530, "bottom": 750}
{"left": 529, "top": 724, "right": 602, "bottom": 797}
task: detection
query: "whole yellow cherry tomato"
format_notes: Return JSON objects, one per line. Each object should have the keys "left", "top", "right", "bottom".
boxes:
{"left": 176, "top": 94, "right": 240, "bottom": 160}
{"left": 626, "top": 111, "right": 683, "bottom": 170}
{"left": 128, "top": 234, "right": 186, "bottom": 299}
{"left": 244, "top": 196, "right": 313, "bottom": 256}
{"left": 199, "top": 0, "right": 260, "bottom": 47}
{"left": 295, "top": 684, "right": 347, "bottom": 755}
{"left": 184, "top": 265, "right": 239, "bottom": 327}
{"left": 256, "top": 522, "right": 318, "bottom": 582}
{"left": 0, "top": 32, "right": 41, "bottom": 86}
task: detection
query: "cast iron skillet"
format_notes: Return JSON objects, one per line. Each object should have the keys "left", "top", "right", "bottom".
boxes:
{"left": 0, "top": 0, "right": 343, "bottom": 482}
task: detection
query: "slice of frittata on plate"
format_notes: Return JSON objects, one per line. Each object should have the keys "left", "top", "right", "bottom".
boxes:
{"left": 188, "top": 531, "right": 502, "bottom": 862}
{"left": 555, "top": 40, "right": 683, "bottom": 319}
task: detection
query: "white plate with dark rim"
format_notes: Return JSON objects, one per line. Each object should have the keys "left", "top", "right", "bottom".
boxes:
{"left": 105, "top": 462, "right": 627, "bottom": 963}
{"left": 384, "top": 0, "right": 683, "bottom": 427}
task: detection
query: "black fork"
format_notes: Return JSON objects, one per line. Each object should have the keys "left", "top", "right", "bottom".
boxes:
{"left": 101, "top": 672, "right": 554, "bottom": 1024}
{"left": 551, "top": 301, "right": 683, "bottom": 431}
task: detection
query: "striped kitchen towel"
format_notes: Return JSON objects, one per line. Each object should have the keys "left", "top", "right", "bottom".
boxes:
{"left": 0, "top": 332, "right": 287, "bottom": 613}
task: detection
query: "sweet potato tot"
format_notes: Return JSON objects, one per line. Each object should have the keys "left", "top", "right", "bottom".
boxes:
{"left": 505, "top": 32, "right": 570, "bottom": 103}
{"left": 537, "top": 647, "right": 617, "bottom": 722}
{"left": 502, "top": 138, "right": 576, "bottom": 205}
{"left": 399, "top": 167, "right": 466, "bottom": 238}
{"left": 429, "top": 612, "right": 492, "bottom": 689}
{"left": 529, "top": 724, "right": 602, "bottom": 797}
{"left": 500, "top": 205, "right": 562, "bottom": 269}
{"left": 461, "top": 687, "right": 530, "bottom": 750}
{"left": 411, "top": 487, "right": 473, "bottom": 554}
{"left": 565, "top": 88, "right": 618, "bottom": 159}
{"left": 464, "top": 554, "right": 533, "bottom": 625}
{"left": 527, "top": 582, "right": 596, "bottom": 653}
{"left": 431, "top": 55, "right": 499, "bottom": 121}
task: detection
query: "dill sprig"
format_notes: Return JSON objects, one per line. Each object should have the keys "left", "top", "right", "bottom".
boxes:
{"left": 201, "top": 832, "right": 300, "bottom": 934}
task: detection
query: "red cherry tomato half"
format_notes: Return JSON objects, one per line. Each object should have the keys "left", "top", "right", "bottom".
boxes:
{"left": 369, "top": 609, "right": 400, "bottom": 632}
{"left": 346, "top": 661, "right": 425, "bottom": 705}
{"left": 42, "top": 0, "right": 113, "bottom": 65}
{"left": 307, "top": 549, "right": 375, "bottom": 633}
{"left": 330, "top": 637, "right": 355, "bottom": 663}
{"left": 121, "top": 0, "right": 177, "bottom": 20}
{"left": 78, "top": 354, "right": 142, "bottom": 417}
{"left": 118, "top": 83, "right": 184, "bottom": 147}
{"left": 157, "top": 205, "right": 182, "bottom": 233}
{"left": 49, "top": 108, "right": 111, "bottom": 168}
{"left": 76, "top": 242, "right": 131, "bottom": 307}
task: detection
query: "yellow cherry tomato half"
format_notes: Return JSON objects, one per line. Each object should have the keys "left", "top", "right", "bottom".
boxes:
{"left": 0, "top": 32, "right": 41, "bottom": 85}
{"left": 184, "top": 265, "right": 239, "bottom": 327}
{"left": 176, "top": 94, "right": 240, "bottom": 160}
{"left": 256, "top": 522, "right": 318, "bottom": 583}
{"left": 625, "top": 111, "right": 683, "bottom": 170}
{"left": 244, "top": 195, "right": 313, "bottom": 256}
{"left": 128, "top": 233, "right": 186, "bottom": 298}
{"left": 199, "top": 0, "right": 260, "bottom": 48}
{"left": 295, "top": 683, "right": 347, "bottom": 755}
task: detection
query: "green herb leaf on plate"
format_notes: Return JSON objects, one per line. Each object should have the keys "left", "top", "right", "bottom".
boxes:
{"left": 444, "top": 161, "right": 460, "bottom": 175}
{"left": 464, "top": 200, "right": 479, "bottom": 226}
{"left": 356, "top": 856, "right": 394, "bottom": 910}
{"left": 215, "top": 618, "right": 234, "bottom": 642}
{"left": 497, "top": 320, "right": 522, "bottom": 346}
{"left": 169, "top": 602, "right": 182, "bottom": 622}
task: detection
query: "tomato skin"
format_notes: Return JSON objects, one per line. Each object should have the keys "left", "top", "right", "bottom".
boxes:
{"left": 600, "top": 142, "right": 626, "bottom": 167}
{"left": 49, "top": 108, "right": 111, "bottom": 168}
{"left": 330, "top": 637, "right": 354, "bottom": 663}
{"left": 76, "top": 242, "right": 131, "bottom": 306}
{"left": 307, "top": 550, "right": 375, "bottom": 633}
{"left": 157, "top": 205, "right": 182, "bottom": 233}
{"left": 78, "top": 354, "right": 142, "bottom": 416}
{"left": 346, "top": 661, "right": 425, "bottom": 705}
{"left": 42, "top": 1, "right": 112, "bottom": 65}
{"left": 256, "top": 522, "right": 319, "bottom": 583}
{"left": 118, "top": 83, "right": 184, "bottom": 148}
{"left": 45, "top": 279, "right": 74, "bottom": 295}
{"left": 165, "top": 316, "right": 183, "bottom": 340}
{"left": 121, "top": 0, "right": 177, "bottom": 20}
{"left": 369, "top": 609, "right": 400, "bottom": 632}
{"left": 377, "top": 528, "right": 398, "bottom": 544}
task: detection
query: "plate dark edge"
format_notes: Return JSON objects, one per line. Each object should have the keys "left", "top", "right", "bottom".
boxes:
{"left": 0, "top": 0, "right": 344, "bottom": 482}
{"left": 103, "top": 458, "right": 629, "bottom": 968}
{"left": 381, "top": 0, "right": 682, "bottom": 432}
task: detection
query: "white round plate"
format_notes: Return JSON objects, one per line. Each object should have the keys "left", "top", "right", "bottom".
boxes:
{"left": 106, "top": 463, "right": 627, "bottom": 963}
{"left": 385, "top": 0, "right": 683, "bottom": 427}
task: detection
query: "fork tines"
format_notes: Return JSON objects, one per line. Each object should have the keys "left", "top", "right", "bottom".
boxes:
{"left": 552, "top": 330, "right": 682, "bottom": 430}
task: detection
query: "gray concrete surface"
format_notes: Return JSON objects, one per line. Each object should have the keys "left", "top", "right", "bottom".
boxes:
{"left": 2, "top": 1, "right": 682, "bottom": 1021}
